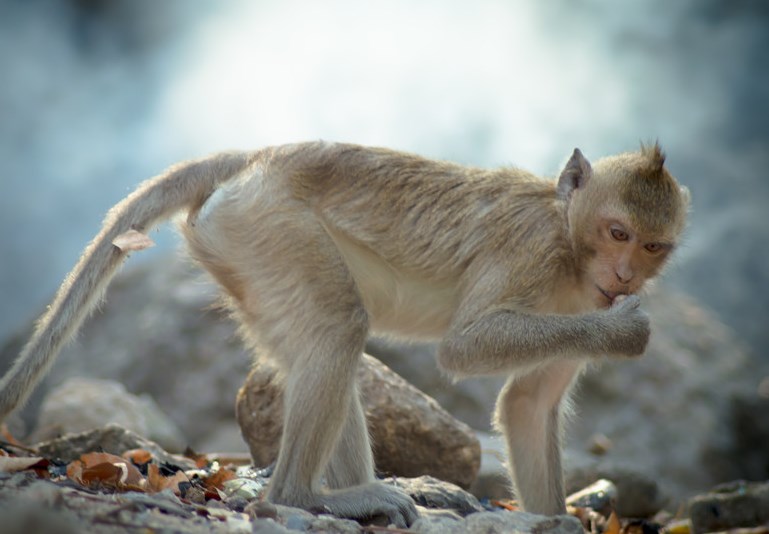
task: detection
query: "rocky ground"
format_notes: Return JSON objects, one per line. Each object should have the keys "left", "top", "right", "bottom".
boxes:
{"left": 2, "top": 424, "right": 768, "bottom": 533}
{"left": 1, "top": 254, "right": 768, "bottom": 532}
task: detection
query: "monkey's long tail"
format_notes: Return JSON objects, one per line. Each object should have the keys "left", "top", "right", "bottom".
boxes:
{"left": 0, "top": 151, "right": 258, "bottom": 422}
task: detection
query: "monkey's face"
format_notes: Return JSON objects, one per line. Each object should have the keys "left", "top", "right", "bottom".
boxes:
{"left": 581, "top": 214, "right": 674, "bottom": 308}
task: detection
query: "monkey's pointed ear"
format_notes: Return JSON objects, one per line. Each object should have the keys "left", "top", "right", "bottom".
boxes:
{"left": 557, "top": 148, "right": 592, "bottom": 201}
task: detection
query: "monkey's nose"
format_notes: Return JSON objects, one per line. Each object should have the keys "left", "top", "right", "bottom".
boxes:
{"left": 615, "top": 267, "right": 633, "bottom": 284}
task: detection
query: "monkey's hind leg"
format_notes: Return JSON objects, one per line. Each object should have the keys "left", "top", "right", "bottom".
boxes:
{"left": 185, "top": 201, "right": 417, "bottom": 527}
{"left": 324, "top": 385, "right": 376, "bottom": 489}
{"left": 262, "top": 291, "right": 417, "bottom": 527}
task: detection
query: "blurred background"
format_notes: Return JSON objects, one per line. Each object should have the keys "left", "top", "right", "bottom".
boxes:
{"left": 0, "top": 0, "right": 768, "bottom": 503}
{"left": 1, "top": 0, "right": 768, "bottom": 357}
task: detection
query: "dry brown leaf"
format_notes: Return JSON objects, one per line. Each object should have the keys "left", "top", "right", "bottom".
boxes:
{"left": 0, "top": 456, "right": 46, "bottom": 473}
{"left": 68, "top": 452, "right": 145, "bottom": 490}
{"left": 605, "top": 511, "right": 621, "bottom": 534}
{"left": 66, "top": 459, "right": 83, "bottom": 481}
{"left": 490, "top": 498, "right": 519, "bottom": 511}
{"left": 80, "top": 462, "right": 126, "bottom": 487}
{"left": 122, "top": 448, "right": 153, "bottom": 465}
{"left": 184, "top": 448, "right": 209, "bottom": 469}
{"left": 204, "top": 467, "right": 237, "bottom": 491}
{"left": 146, "top": 462, "right": 188, "bottom": 495}
{"left": 112, "top": 229, "right": 155, "bottom": 252}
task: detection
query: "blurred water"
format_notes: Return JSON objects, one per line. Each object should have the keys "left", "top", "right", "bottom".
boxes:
{"left": 1, "top": 0, "right": 767, "bottom": 356}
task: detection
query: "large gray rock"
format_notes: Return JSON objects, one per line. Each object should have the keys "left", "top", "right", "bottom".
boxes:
{"left": 411, "top": 510, "right": 584, "bottom": 534}
{"left": 31, "top": 423, "right": 194, "bottom": 469}
{"left": 32, "top": 377, "right": 186, "bottom": 453}
{"left": 688, "top": 480, "right": 769, "bottom": 533}
{"left": 366, "top": 338, "right": 501, "bottom": 433}
{"left": 235, "top": 354, "right": 481, "bottom": 489}
{"left": 392, "top": 475, "right": 484, "bottom": 516}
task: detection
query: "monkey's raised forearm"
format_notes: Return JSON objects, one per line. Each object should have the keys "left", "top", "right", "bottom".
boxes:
{"left": 438, "top": 295, "right": 649, "bottom": 375}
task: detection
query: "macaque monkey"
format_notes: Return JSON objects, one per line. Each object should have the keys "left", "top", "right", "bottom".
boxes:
{"left": 0, "top": 141, "right": 688, "bottom": 526}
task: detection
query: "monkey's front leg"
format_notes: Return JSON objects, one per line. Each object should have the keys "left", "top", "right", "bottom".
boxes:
{"left": 438, "top": 295, "right": 649, "bottom": 376}
{"left": 493, "top": 361, "right": 583, "bottom": 515}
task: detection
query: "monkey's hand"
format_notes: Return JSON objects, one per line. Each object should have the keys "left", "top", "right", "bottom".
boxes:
{"left": 599, "top": 294, "right": 650, "bottom": 357}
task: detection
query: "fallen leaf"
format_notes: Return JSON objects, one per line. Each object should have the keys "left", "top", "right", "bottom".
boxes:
{"left": 68, "top": 452, "right": 145, "bottom": 489}
{"left": 146, "top": 462, "right": 189, "bottom": 495}
{"left": 123, "top": 448, "right": 153, "bottom": 465}
{"left": 491, "top": 498, "right": 519, "bottom": 511}
{"left": 81, "top": 462, "right": 127, "bottom": 486}
{"left": 204, "top": 467, "right": 238, "bottom": 492}
{"left": 0, "top": 456, "right": 46, "bottom": 473}
{"left": 605, "top": 511, "right": 621, "bottom": 534}
{"left": 112, "top": 229, "right": 155, "bottom": 252}
{"left": 184, "top": 447, "right": 209, "bottom": 469}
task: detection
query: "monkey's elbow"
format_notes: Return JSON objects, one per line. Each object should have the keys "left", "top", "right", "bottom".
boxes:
{"left": 436, "top": 339, "right": 474, "bottom": 375}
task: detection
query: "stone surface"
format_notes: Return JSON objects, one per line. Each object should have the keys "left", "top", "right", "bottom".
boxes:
{"left": 688, "top": 480, "right": 769, "bottom": 533}
{"left": 0, "top": 472, "right": 248, "bottom": 534}
{"left": 391, "top": 475, "right": 485, "bottom": 516}
{"left": 566, "top": 463, "right": 665, "bottom": 518}
{"left": 0, "top": 458, "right": 596, "bottom": 533}
{"left": 719, "top": 395, "right": 769, "bottom": 481}
{"left": 366, "top": 338, "right": 502, "bottom": 433}
{"left": 31, "top": 423, "right": 194, "bottom": 470}
{"left": 565, "top": 479, "right": 617, "bottom": 517}
{"left": 411, "top": 510, "right": 584, "bottom": 534}
{"left": 469, "top": 431, "right": 510, "bottom": 500}
{"left": 32, "top": 377, "right": 186, "bottom": 453}
{"left": 236, "top": 354, "right": 481, "bottom": 489}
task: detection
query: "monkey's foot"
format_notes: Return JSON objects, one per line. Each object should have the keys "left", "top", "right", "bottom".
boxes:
{"left": 273, "top": 482, "right": 419, "bottom": 528}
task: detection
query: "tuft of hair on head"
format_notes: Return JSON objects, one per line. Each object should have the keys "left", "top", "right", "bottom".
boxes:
{"left": 639, "top": 140, "right": 666, "bottom": 176}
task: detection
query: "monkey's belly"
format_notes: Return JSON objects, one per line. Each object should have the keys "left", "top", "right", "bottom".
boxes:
{"left": 326, "top": 228, "right": 458, "bottom": 339}
{"left": 361, "top": 273, "right": 458, "bottom": 339}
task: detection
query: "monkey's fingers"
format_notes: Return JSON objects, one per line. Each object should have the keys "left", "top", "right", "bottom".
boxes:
{"left": 612, "top": 294, "right": 640, "bottom": 310}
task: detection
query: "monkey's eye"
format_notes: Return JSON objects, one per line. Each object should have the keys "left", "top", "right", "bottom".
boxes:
{"left": 644, "top": 242, "right": 664, "bottom": 254}
{"left": 610, "top": 227, "right": 629, "bottom": 241}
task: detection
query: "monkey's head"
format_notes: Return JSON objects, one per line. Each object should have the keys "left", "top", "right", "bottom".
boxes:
{"left": 557, "top": 142, "right": 690, "bottom": 308}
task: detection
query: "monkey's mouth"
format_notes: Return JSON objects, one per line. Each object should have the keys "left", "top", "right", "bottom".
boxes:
{"left": 596, "top": 286, "right": 626, "bottom": 306}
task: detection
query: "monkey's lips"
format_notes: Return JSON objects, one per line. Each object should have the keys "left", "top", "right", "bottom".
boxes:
{"left": 596, "top": 286, "right": 627, "bottom": 306}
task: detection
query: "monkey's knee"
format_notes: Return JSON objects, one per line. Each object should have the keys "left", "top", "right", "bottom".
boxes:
{"left": 492, "top": 378, "right": 543, "bottom": 433}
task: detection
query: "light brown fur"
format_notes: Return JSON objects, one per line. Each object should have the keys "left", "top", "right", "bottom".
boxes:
{"left": 0, "top": 141, "right": 689, "bottom": 525}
